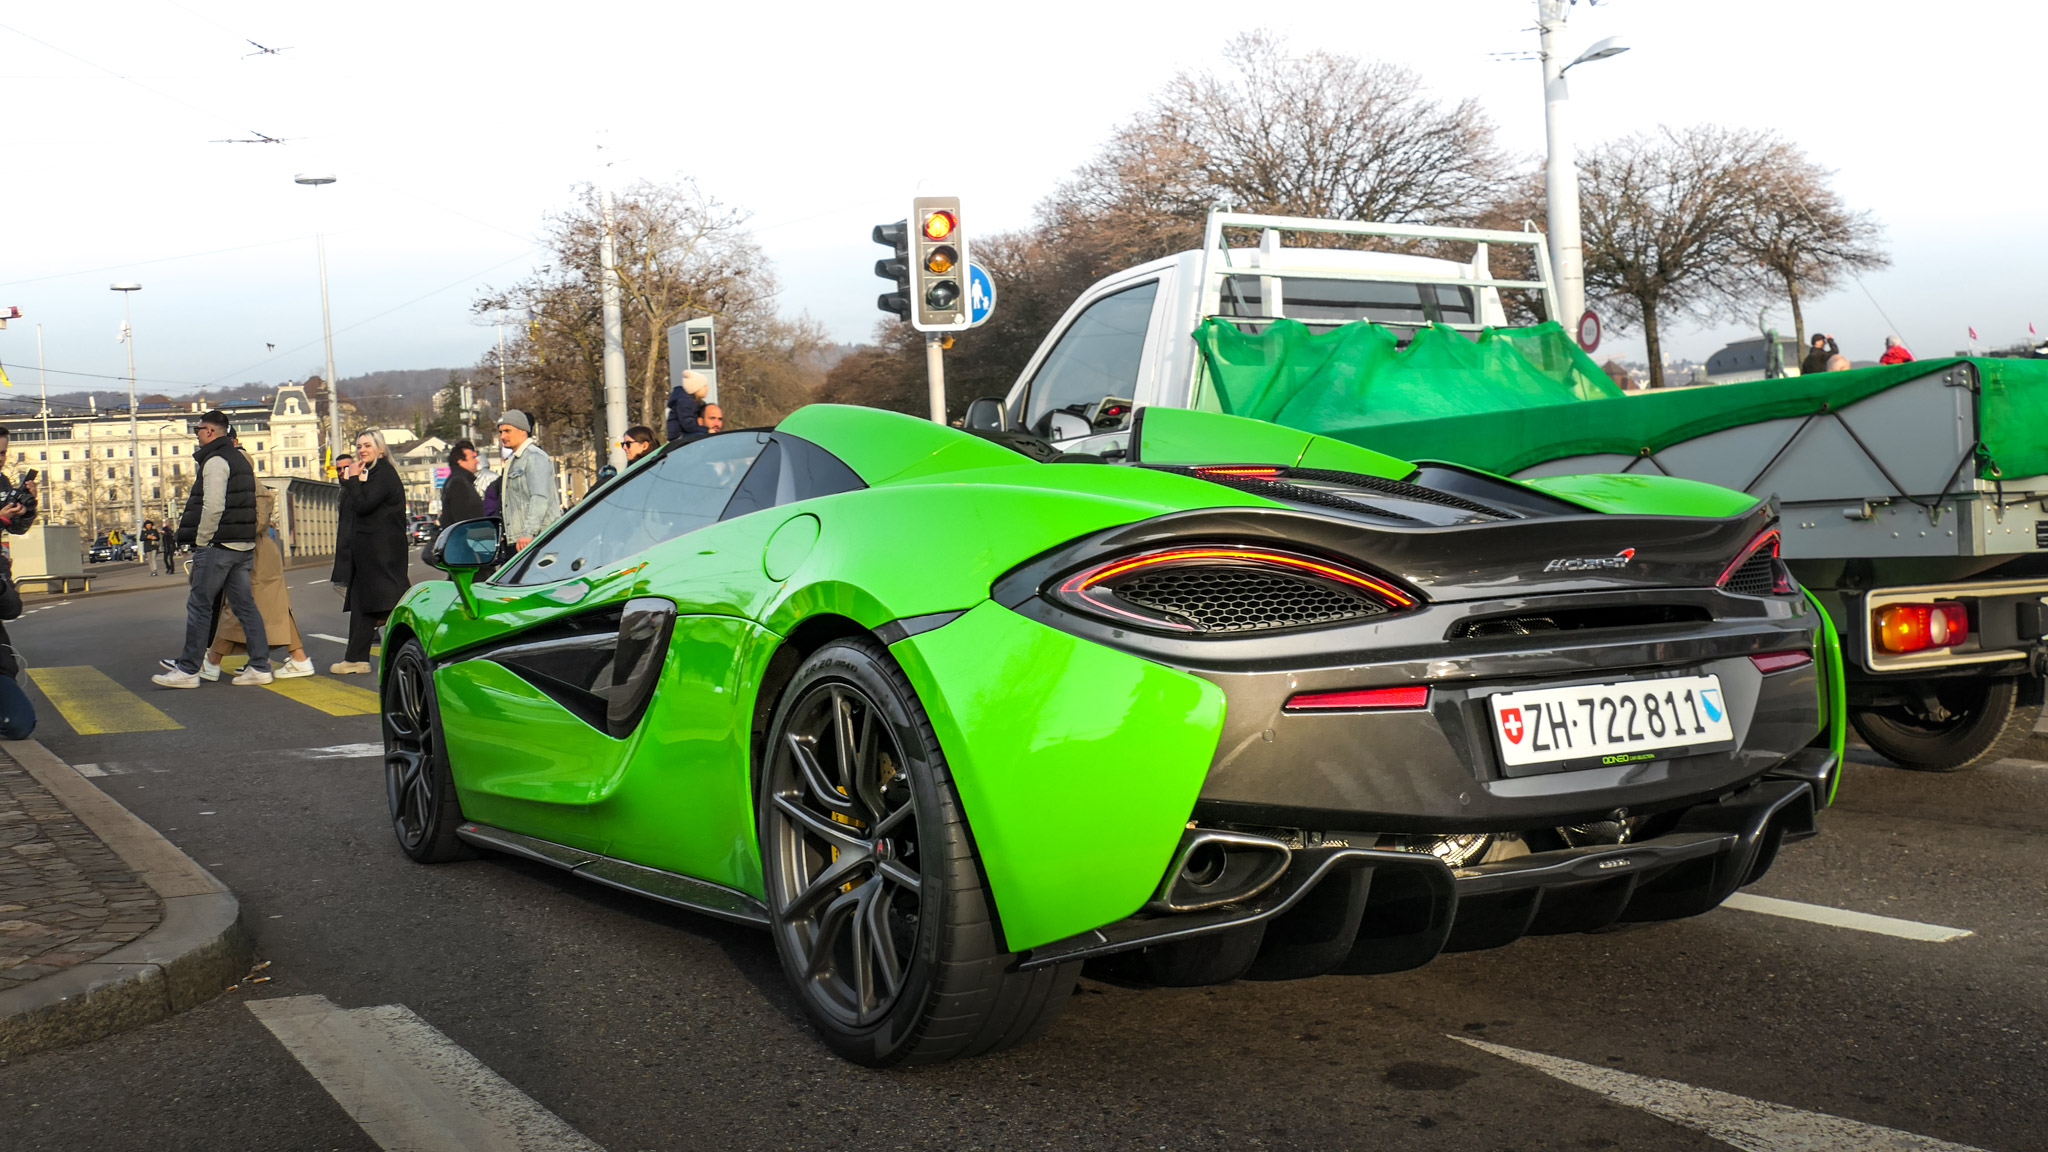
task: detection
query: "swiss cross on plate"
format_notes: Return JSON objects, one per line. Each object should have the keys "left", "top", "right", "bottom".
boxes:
{"left": 1499, "top": 707, "right": 1525, "bottom": 744}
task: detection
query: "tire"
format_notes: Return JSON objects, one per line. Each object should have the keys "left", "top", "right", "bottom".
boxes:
{"left": 383, "top": 637, "right": 471, "bottom": 863}
{"left": 1851, "top": 676, "right": 2043, "bottom": 772}
{"left": 759, "top": 638, "right": 1078, "bottom": 1067}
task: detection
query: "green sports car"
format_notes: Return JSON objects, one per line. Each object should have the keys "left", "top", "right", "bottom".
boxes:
{"left": 383, "top": 403, "right": 1843, "bottom": 1066}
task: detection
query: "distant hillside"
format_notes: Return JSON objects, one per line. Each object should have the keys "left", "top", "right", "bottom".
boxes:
{"left": 1, "top": 369, "right": 456, "bottom": 426}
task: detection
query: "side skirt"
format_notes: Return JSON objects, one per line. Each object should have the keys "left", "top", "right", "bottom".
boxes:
{"left": 456, "top": 822, "right": 770, "bottom": 928}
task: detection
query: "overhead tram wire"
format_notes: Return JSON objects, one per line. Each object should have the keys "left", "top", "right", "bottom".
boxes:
{"left": 0, "top": 235, "right": 310, "bottom": 290}
{"left": 200, "top": 245, "right": 546, "bottom": 387}
{"left": 0, "top": 20, "right": 255, "bottom": 142}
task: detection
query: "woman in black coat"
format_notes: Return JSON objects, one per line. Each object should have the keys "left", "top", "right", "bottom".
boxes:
{"left": 330, "top": 430, "right": 411, "bottom": 673}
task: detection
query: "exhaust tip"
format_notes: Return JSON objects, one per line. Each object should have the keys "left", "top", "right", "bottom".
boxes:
{"left": 1148, "top": 829, "right": 1292, "bottom": 913}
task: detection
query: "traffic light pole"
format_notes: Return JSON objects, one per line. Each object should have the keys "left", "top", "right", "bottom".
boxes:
{"left": 925, "top": 335, "right": 946, "bottom": 425}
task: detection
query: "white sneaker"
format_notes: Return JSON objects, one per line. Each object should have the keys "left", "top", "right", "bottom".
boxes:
{"left": 274, "top": 656, "right": 316, "bottom": 679}
{"left": 232, "top": 666, "right": 274, "bottom": 686}
{"left": 153, "top": 668, "right": 200, "bottom": 689}
{"left": 200, "top": 656, "right": 222, "bottom": 682}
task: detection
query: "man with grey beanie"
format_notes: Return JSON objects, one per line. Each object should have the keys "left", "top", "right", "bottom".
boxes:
{"left": 497, "top": 410, "right": 559, "bottom": 549}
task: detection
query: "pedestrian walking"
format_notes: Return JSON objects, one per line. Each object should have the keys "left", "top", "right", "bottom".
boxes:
{"left": 497, "top": 411, "right": 559, "bottom": 550}
{"left": 331, "top": 430, "right": 411, "bottom": 675}
{"left": 1799, "top": 334, "right": 1839, "bottom": 376}
{"left": 141, "top": 519, "right": 162, "bottom": 575}
{"left": 152, "top": 409, "right": 271, "bottom": 688}
{"left": 1879, "top": 335, "right": 1915, "bottom": 365}
{"left": 665, "top": 370, "right": 710, "bottom": 441}
{"left": 438, "top": 439, "right": 484, "bottom": 533}
{"left": 202, "top": 450, "right": 314, "bottom": 679}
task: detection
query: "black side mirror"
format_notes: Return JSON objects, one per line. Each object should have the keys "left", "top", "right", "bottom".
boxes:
{"left": 963, "top": 397, "right": 1008, "bottom": 431}
{"left": 430, "top": 517, "right": 503, "bottom": 617}
{"left": 430, "top": 518, "right": 502, "bottom": 570}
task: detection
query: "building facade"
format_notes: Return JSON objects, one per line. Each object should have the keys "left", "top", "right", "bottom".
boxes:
{"left": 2, "top": 384, "right": 326, "bottom": 539}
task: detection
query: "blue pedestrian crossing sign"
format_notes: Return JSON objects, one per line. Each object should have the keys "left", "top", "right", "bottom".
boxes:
{"left": 967, "top": 263, "right": 997, "bottom": 327}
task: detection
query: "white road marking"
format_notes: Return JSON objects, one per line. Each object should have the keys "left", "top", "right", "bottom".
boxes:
{"left": 73, "top": 762, "right": 105, "bottom": 777}
{"left": 1456, "top": 1036, "right": 1993, "bottom": 1152}
{"left": 303, "top": 578, "right": 328, "bottom": 584}
{"left": 1721, "top": 893, "right": 1973, "bottom": 942}
{"left": 294, "top": 742, "right": 383, "bottom": 760}
{"left": 249, "top": 995, "right": 605, "bottom": 1152}
{"left": 312, "top": 633, "right": 349, "bottom": 644}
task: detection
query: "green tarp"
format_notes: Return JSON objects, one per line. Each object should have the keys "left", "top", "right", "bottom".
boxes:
{"left": 1195, "top": 318, "right": 1623, "bottom": 429}
{"left": 1195, "top": 318, "right": 2048, "bottom": 483}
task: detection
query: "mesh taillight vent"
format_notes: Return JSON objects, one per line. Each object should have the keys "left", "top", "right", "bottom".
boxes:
{"left": 1722, "top": 551, "right": 1780, "bottom": 596}
{"left": 1112, "top": 566, "right": 1389, "bottom": 633}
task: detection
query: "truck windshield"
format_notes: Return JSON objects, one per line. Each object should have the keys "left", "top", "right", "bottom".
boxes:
{"left": 1217, "top": 276, "right": 1474, "bottom": 330}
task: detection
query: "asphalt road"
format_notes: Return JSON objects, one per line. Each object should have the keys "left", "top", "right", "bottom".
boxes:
{"left": 0, "top": 573, "right": 2043, "bottom": 1151}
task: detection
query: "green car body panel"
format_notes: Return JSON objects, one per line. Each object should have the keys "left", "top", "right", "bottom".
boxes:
{"left": 385, "top": 402, "right": 1829, "bottom": 956}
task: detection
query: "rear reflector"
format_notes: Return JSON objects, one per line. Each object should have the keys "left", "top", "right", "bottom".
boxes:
{"left": 1284, "top": 685, "right": 1431, "bottom": 712}
{"left": 1750, "top": 651, "right": 1813, "bottom": 673}
{"left": 1874, "top": 602, "right": 1969, "bottom": 653}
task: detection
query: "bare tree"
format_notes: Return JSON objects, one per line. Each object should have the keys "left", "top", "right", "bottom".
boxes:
{"left": 1732, "top": 147, "right": 1888, "bottom": 350}
{"left": 477, "top": 178, "right": 825, "bottom": 481}
{"left": 1042, "top": 31, "right": 1520, "bottom": 280}
{"left": 1579, "top": 125, "right": 1779, "bottom": 388}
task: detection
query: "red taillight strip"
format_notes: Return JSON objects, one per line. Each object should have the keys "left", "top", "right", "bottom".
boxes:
{"left": 1061, "top": 547, "right": 1418, "bottom": 609}
{"left": 1196, "top": 466, "right": 1283, "bottom": 477}
{"left": 1285, "top": 685, "right": 1431, "bottom": 712}
{"left": 1750, "top": 651, "right": 1813, "bottom": 673}
{"left": 1717, "top": 528, "right": 1785, "bottom": 589}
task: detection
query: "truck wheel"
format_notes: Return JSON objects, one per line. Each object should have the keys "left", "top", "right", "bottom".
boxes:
{"left": 1850, "top": 676, "right": 2043, "bottom": 772}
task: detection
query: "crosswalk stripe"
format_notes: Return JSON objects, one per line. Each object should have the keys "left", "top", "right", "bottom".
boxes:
{"left": 1457, "top": 1035, "right": 1991, "bottom": 1151}
{"left": 265, "top": 675, "right": 381, "bottom": 716}
{"left": 27, "top": 666, "right": 183, "bottom": 735}
{"left": 249, "top": 995, "right": 606, "bottom": 1152}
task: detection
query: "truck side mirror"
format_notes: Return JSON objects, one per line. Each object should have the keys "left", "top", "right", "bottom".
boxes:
{"left": 1045, "top": 411, "right": 1091, "bottom": 443}
{"left": 963, "top": 397, "right": 1008, "bottom": 431}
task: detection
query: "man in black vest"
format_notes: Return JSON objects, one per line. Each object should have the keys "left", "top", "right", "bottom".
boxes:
{"left": 152, "top": 410, "right": 271, "bottom": 687}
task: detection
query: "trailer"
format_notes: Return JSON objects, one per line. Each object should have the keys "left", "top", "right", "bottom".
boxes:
{"left": 1199, "top": 340, "right": 2048, "bottom": 772}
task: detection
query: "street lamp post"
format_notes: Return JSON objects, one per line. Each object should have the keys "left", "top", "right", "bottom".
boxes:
{"left": 1536, "top": 0, "right": 1629, "bottom": 334}
{"left": 294, "top": 173, "right": 342, "bottom": 473}
{"left": 111, "top": 282, "right": 143, "bottom": 542}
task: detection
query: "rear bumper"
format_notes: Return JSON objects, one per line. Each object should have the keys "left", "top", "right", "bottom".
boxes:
{"left": 1017, "top": 768, "right": 1823, "bottom": 972}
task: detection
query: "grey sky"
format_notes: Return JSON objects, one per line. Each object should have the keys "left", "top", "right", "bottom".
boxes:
{"left": 2, "top": 0, "right": 2043, "bottom": 401}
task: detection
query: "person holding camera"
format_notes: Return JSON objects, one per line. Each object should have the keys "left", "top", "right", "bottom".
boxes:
{"left": 0, "top": 426, "right": 40, "bottom": 735}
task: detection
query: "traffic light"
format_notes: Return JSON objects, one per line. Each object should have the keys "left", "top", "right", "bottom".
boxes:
{"left": 873, "top": 220, "right": 909, "bottom": 320}
{"left": 910, "top": 197, "right": 969, "bottom": 332}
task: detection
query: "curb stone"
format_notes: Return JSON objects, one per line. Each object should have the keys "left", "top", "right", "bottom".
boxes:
{"left": 0, "top": 739, "right": 251, "bottom": 1060}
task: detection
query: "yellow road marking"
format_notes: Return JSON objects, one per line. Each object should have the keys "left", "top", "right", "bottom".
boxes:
{"left": 264, "top": 675, "right": 380, "bottom": 716}
{"left": 28, "top": 666, "right": 183, "bottom": 734}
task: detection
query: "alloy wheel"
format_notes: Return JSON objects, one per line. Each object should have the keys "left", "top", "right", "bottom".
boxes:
{"left": 384, "top": 651, "right": 437, "bottom": 850}
{"left": 765, "top": 682, "right": 923, "bottom": 1028}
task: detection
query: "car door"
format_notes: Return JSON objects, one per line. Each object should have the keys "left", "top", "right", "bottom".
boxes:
{"left": 436, "top": 432, "right": 769, "bottom": 852}
{"left": 591, "top": 432, "right": 868, "bottom": 892}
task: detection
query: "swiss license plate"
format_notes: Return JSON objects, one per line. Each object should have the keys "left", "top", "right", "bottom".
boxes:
{"left": 1489, "top": 675, "right": 1733, "bottom": 772}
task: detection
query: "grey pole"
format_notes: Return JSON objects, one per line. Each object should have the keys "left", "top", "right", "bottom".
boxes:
{"left": 598, "top": 185, "right": 629, "bottom": 469}
{"left": 925, "top": 335, "right": 946, "bottom": 424}
{"left": 1537, "top": 3, "right": 1628, "bottom": 336}
{"left": 111, "top": 283, "right": 144, "bottom": 542}
{"left": 36, "top": 322, "right": 48, "bottom": 451}
{"left": 295, "top": 174, "right": 341, "bottom": 473}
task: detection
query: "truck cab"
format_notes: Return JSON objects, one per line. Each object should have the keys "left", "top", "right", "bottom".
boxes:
{"left": 979, "top": 212, "right": 1550, "bottom": 452}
